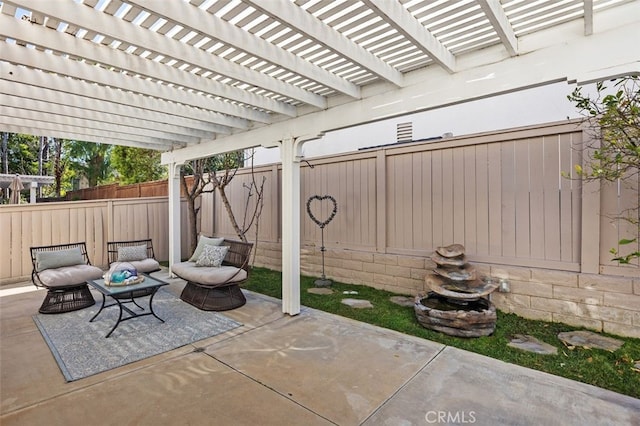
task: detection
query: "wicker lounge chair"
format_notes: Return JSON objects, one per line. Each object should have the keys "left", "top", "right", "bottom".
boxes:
{"left": 172, "top": 239, "right": 253, "bottom": 311}
{"left": 30, "top": 242, "right": 102, "bottom": 314}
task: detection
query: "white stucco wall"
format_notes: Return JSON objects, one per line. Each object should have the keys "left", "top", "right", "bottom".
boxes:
{"left": 253, "top": 81, "right": 587, "bottom": 165}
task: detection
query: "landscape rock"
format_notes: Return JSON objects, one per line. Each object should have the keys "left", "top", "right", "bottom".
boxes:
{"left": 434, "top": 265, "right": 476, "bottom": 281}
{"left": 436, "top": 243, "right": 465, "bottom": 258}
{"left": 431, "top": 252, "right": 466, "bottom": 267}
{"left": 557, "top": 331, "right": 624, "bottom": 352}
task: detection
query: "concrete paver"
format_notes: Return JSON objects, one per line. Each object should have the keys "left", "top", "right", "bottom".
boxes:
{"left": 210, "top": 308, "right": 444, "bottom": 425}
{"left": 363, "top": 346, "right": 640, "bottom": 425}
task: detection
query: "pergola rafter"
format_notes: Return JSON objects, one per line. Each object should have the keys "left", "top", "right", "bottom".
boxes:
{"left": 0, "top": 118, "right": 175, "bottom": 150}
{"left": 477, "top": 0, "right": 518, "bottom": 56}
{"left": 2, "top": 95, "right": 200, "bottom": 144}
{"left": 0, "top": 12, "right": 295, "bottom": 119}
{"left": 361, "top": 0, "right": 457, "bottom": 72}
{"left": 126, "top": 0, "right": 361, "bottom": 100}
{"left": 244, "top": 0, "right": 405, "bottom": 87}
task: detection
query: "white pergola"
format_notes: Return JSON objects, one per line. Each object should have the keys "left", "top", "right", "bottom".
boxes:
{"left": 0, "top": 173, "right": 55, "bottom": 203}
{"left": 1, "top": 0, "right": 639, "bottom": 314}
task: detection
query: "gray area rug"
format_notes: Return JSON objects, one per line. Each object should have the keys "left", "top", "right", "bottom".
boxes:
{"left": 33, "top": 289, "right": 242, "bottom": 382}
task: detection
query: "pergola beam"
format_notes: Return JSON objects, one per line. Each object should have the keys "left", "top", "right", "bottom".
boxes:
{"left": 477, "top": 0, "right": 518, "bottom": 57}
{"left": 362, "top": 0, "right": 456, "bottom": 73}
{"left": 164, "top": 19, "right": 640, "bottom": 165}
{"left": 584, "top": 0, "right": 594, "bottom": 36}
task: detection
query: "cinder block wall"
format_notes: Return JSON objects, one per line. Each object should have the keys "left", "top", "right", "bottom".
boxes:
{"left": 252, "top": 244, "right": 640, "bottom": 339}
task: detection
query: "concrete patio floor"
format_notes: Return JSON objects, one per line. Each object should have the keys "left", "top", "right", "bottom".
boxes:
{"left": 1, "top": 269, "right": 639, "bottom": 426}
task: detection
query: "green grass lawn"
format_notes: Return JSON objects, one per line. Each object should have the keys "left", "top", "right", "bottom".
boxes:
{"left": 244, "top": 267, "right": 640, "bottom": 399}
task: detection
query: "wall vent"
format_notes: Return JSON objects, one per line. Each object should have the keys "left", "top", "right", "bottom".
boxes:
{"left": 397, "top": 122, "right": 413, "bottom": 143}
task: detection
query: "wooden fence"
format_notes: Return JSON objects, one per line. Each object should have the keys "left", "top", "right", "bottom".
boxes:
{"left": 64, "top": 177, "right": 197, "bottom": 201}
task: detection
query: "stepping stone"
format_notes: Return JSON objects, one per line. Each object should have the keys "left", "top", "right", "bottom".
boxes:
{"left": 508, "top": 334, "right": 558, "bottom": 355}
{"left": 307, "top": 288, "right": 333, "bottom": 295}
{"left": 390, "top": 296, "right": 414, "bottom": 307}
{"left": 341, "top": 298, "right": 373, "bottom": 309}
{"left": 557, "top": 331, "right": 624, "bottom": 352}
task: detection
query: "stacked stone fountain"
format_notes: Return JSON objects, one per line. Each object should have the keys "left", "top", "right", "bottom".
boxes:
{"left": 414, "top": 244, "right": 499, "bottom": 337}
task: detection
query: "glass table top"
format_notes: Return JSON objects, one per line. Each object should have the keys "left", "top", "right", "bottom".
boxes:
{"left": 87, "top": 274, "right": 169, "bottom": 295}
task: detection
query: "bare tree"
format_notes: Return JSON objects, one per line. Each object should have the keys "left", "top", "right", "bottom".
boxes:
{"left": 181, "top": 157, "right": 220, "bottom": 255}
{"left": 237, "top": 150, "right": 267, "bottom": 264}
{"left": 181, "top": 150, "right": 266, "bottom": 260}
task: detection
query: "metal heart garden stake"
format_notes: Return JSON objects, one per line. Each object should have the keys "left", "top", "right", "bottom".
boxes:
{"left": 306, "top": 195, "right": 338, "bottom": 287}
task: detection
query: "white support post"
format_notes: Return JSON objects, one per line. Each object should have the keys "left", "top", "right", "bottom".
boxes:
{"left": 280, "top": 137, "right": 304, "bottom": 315}
{"left": 29, "top": 181, "right": 37, "bottom": 203}
{"left": 168, "top": 162, "right": 183, "bottom": 275}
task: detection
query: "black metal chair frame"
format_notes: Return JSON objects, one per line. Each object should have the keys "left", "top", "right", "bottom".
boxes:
{"left": 178, "top": 239, "right": 253, "bottom": 311}
{"left": 30, "top": 242, "right": 96, "bottom": 314}
{"left": 107, "top": 239, "right": 158, "bottom": 267}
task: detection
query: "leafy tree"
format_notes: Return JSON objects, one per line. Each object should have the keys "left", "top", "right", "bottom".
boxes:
{"left": 111, "top": 146, "right": 166, "bottom": 184}
{"left": 0, "top": 133, "right": 40, "bottom": 202}
{"left": 64, "top": 141, "right": 113, "bottom": 187}
{"left": 1, "top": 132, "right": 8, "bottom": 175}
{"left": 568, "top": 76, "right": 639, "bottom": 263}
{"left": 5, "top": 133, "right": 39, "bottom": 175}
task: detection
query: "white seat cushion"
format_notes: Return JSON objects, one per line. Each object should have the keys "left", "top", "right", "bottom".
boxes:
{"left": 37, "top": 264, "right": 104, "bottom": 288}
{"left": 122, "top": 258, "right": 160, "bottom": 273}
{"left": 172, "top": 262, "right": 247, "bottom": 286}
